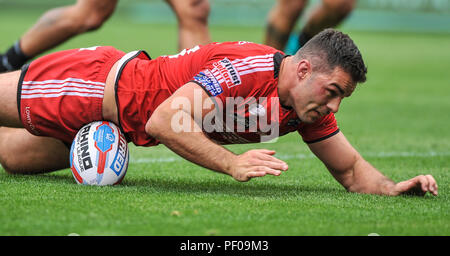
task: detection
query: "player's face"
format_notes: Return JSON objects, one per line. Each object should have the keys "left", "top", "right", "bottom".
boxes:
{"left": 292, "top": 66, "right": 355, "bottom": 123}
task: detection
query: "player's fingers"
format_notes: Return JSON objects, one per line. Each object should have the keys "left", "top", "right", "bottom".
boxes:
{"left": 258, "top": 152, "right": 285, "bottom": 162}
{"left": 255, "top": 151, "right": 288, "bottom": 166}
{"left": 255, "top": 149, "right": 276, "bottom": 155}
{"left": 252, "top": 166, "right": 282, "bottom": 176}
{"left": 248, "top": 156, "right": 287, "bottom": 171}
{"left": 240, "top": 165, "right": 282, "bottom": 182}
{"left": 425, "top": 174, "right": 438, "bottom": 196}
{"left": 395, "top": 179, "right": 425, "bottom": 196}
{"left": 246, "top": 171, "right": 268, "bottom": 180}
{"left": 417, "top": 175, "right": 430, "bottom": 192}
{"left": 431, "top": 178, "right": 438, "bottom": 196}
{"left": 258, "top": 160, "right": 288, "bottom": 171}
{"left": 395, "top": 180, "right": 415, "bottom": 193}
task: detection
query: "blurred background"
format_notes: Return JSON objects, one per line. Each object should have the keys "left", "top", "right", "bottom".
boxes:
{"left": 0, "top": 0, "right": 449, "bottom": 154}
{"left": 2, "top": 0, "right": 450, "bottom": 31}
{"left": 0, "top": 0, "right": 449, "bottom": 236}
{"left": 1, "top": 0, "right": 450, "bottom": 53}
{"left": 0, "top": 0, "right": 449, "bottom": 153}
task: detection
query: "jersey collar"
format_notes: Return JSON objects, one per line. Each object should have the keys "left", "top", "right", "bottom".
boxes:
{"left": 273, "top": 52, "right": 293, "bottom": 110}
{"left": 273, "top": 52, "right": 290, "bottom": 79}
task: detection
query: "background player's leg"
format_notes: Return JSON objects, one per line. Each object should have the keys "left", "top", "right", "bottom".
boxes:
{"left": 298, "top": 0, "right": 356, "bottom": 46}
{"left": 265, "top": 0, "right": 308, "bottom": 51}
{"left": 0, "top": 127, "right": 70, "bottom": 174}
{"left": 0, "top": 0, "right": 118, "bottom": 72}
{"left": 166, "top": 0, "right": 211, "bottom": 51}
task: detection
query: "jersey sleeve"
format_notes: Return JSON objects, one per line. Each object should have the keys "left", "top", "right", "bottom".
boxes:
{"left": 297, "top": 113, "right": 340, "bottom": 143}
{"left": 188, "top": 42, "right": 278, "bottom": 106}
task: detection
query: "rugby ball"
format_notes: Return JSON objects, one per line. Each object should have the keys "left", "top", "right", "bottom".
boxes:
{"left": 70, "top": 121, "right": 129, "bottom": 185}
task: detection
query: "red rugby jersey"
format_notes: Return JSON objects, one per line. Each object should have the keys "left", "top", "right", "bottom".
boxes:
{"left": 115, "top": 41, "right": 339, "bottom": 146}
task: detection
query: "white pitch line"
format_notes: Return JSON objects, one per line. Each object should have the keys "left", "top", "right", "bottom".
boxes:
{"left": 130, "top": 157, "right": 181, "bottom": 163}
{"left": 0, "top": 151, "right": 447, "bottom": 170}
{"left": 276, "top": 151, "right": 450, "bottom": 160}
{"left": 129, "top": 151, "right": 450, "bottom": 163}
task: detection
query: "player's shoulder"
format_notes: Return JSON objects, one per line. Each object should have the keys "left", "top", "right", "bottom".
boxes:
{"left": 205, "top": 42, "right": 284, "bottom": 78}
{"left": 204, "top": 41, "right": 282, "bottom": 58}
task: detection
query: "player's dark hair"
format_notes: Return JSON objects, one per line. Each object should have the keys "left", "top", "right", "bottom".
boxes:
{"left": 295, "top": 28, "right": 367, "bottom": 84}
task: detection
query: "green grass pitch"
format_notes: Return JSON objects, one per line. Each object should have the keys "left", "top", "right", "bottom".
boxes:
{"left": 0, "top": 8, "right": 449, "bottom": 236}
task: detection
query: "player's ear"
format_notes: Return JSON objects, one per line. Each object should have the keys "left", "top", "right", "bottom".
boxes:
{"left": 296, "top": 59, "right": 310, "bottom": 81}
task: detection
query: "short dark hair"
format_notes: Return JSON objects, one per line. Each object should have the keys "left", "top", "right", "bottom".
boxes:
{"left": 295, "top": 28, "right": 367, "bottom": 84}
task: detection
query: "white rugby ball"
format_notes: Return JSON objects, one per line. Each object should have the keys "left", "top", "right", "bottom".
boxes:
{"left": 70, "top": 121, "right": 129, "bottom": 185}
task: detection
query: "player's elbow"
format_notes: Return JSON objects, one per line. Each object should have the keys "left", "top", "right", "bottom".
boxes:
{"left": 336, "top": 159, "right": 379, "bottom": 195}
{"left": 345, "top": 182, "right": 362, "bottom": 194}
{"left": 328, "top": 165, "right": 359, "bottom": 193}
{"left": 338, "top": 169, "right": 370, "bottom": 194}
{"left": 335, "top": 172, "right": 358, "bottom": 193}
{"left": 145, "top": 116, "right": 160, "bottom": 138}
{"left": 145, "top": 111, "right": 169, "bottom": 139}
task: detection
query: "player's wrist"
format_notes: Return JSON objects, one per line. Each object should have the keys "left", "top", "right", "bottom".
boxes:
{"left": 222, "top": 153, "right": 239, "bottom": 178}
{"left": 381, "top": 180, "right": 398, "bottom": 196}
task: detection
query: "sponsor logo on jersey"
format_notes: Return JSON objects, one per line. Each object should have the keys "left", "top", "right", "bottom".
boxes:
{"left": 213, "top": 58, "right": 241, "bottom": 88}
{"left": 24, "top": 106, "right": 39, "bottom": 135}
{"left": 194, "top": 70, "right": 223, "bottom": 96}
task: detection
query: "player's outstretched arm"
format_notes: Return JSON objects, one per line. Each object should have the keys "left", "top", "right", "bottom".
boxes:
{"left": 145, "top": 82, "right": 288, "bottom": 182}
{"left": 307, "top": 131, "right": 438, "bottom": 196}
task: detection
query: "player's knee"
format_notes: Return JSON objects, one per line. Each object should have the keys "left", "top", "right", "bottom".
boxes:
{"left": 1, "top": 161, "right": 19, "bottom": 174}
{"left": 0, "top": 136, "right": 10, "bottom": 173}
{"left": 0, "top": 148, "right": 66, "bottom": 175}
{"left": 81, "top": 14, "right": 108, "bottom": 32}
{"left": 0, "top": 151, "right": 23, "bottom": 174}
{"left": 0, "top": 139, "right": 27, "bottom": 174}
{"left": 66, "top": 3, "right": 114, "bottom": 33}
{"left": 176, "top": 0, "right": 210, "bottom": 28}
{"left": 78, "top": 11, "right": 111, "bottom": 32}
{"left": 280, "top": 0, "right": 308, "bottom": 14}
{"left": 0, "top": 128, "right": 69, "bottom": 174}
{"left": 322, "top": 0, "right": 356, "bottom": 16}
{"left": 0, "top": 155, "right": 54, "bottom": 175}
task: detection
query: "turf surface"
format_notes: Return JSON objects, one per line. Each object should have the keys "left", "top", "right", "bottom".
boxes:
{"left": 0, "top": 7, "right": 449, "bottom": 236}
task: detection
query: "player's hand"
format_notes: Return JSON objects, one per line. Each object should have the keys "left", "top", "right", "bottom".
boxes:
{"left": 230, "top": 149, "right": 289, "bottom": 182}
{"left": 392, "top": 175, "right": 438, "bottom": 196}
